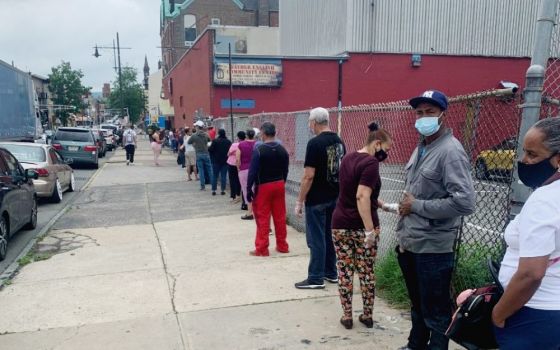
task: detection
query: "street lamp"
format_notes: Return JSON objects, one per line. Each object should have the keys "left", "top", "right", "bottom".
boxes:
{"left": 93, "top": 32, "right": 131, "bottom": 121}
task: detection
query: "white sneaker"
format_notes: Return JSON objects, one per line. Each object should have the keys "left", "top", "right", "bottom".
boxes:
{"left": 126, "top": 160, "right": 130, "bottom": 165}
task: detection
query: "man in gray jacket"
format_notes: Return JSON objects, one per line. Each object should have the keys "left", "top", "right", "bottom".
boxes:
{"left": 188, "top": 121, "right": 213, "bottom": 190}
{"left": 396, "top": 90, "right": 476, "bottom": 350}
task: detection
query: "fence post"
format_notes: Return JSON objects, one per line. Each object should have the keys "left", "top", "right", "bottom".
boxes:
{"left": 510, "top": 0, "right": 558, "bottom": 217}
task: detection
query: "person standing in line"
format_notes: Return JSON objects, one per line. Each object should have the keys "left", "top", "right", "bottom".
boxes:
{"left": 150, "top": 130, "right": 163, "bottom": 166}
{"left": 294, "top": 107, "right": 346, "bottom": 290}
{"left": 246, "top": 122, "right": 290, "bottom": 256}
{"left": 209, "top": 129, "right": 232, "bottom": 196}
{"left": 123, "top": 124, "right": 137, "bottom": 166}
{"left": 237, "top": 129, "right": 257, "bottom": 220}
{"left": 188, "top": 121, "right": 213, "bottom": 191}
{"left": 396, "top": 90, "right": 476, "bottom": 350}
{"left": 208, "top": 126, "right": 217, "bottom": 141}
{"left": 492, "top": 117, "right": 560, "bottom": 350}
{"left": 331, "top": 122, "right": 392, "bottom": 329}
{"left": 227, "top": 131, "right": 246, "bottom": 203}
{"left": 169, "top": 129, "right": 178, "bottom": 153}
{"left": 184, "top": 128, "right": 198, "bottom": 181}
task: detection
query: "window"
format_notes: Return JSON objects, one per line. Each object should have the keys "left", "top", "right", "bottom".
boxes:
{"left": 184, "top": 14, "right": 197, "bottom": 45}
{"left": 211, "top": 18, "right": 221, "bottom": 25}
{"left": 179, "top": 96, "right": 183, "bottom": 107}
{"left": 169, "top": 78, "right": 174, "bottom": 95}
{"left": 54, "top": 130, "right": 93, "bottom": 142}
{"left": 1, "top": 150, "right": 23, "bottom": 178}
{"left": 1, "top": 144, "right": 46, "bottom": 163}
{"left": 49, "top": 149, "right": 59, "bottom": 164}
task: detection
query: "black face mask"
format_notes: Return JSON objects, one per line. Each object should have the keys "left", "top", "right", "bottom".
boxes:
{"left": 517, "top": 154, "right": 558, "bottom": 189}
{"left": 375, "top": 149, "right": 388, "bottom": 162}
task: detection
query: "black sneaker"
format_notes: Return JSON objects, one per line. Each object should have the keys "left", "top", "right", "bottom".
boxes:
{"left": 324, "top": 277, "right": 338, "bottom": 284}
{"left": 241, "top": 204, "right": 248, "bottom": 211}
{"left": 212, "top": 191, "right": 216, "bottom": 196}
{"left": 294, "top": 279, "right": 325, "bottom": 289}
{"left": 221, "top": 191, "right": 226, "bottom": 195}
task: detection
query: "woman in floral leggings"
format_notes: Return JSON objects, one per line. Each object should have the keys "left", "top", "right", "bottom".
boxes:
{"left": 331, "top": 122, "right": 392, "bottom": 329}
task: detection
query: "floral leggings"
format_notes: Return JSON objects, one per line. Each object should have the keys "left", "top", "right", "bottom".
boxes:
{"left": 332, "top": 228, "right": 379, "bottom": 318}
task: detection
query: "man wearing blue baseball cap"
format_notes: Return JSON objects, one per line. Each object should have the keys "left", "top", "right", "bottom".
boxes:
{"left": 395, "top": 90, "right": 476, "bottom": 350}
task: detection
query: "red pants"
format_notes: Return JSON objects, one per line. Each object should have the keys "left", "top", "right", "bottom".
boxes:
{"left": 253, "top": 180, "right": 289, "bottom": 255}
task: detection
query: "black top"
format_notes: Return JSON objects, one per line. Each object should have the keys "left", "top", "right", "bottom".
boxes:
{"left": 247, "top": 142, "right": 289, "bottom": 189}
{"left": 208, "top": 137, "right": 232, "bottom": 165}
{"left": 304, "top": 131, "right": 346, "bottom": 205}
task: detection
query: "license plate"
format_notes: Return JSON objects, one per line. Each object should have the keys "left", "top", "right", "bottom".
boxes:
{"left": 68, "top": 146, "right": 79, "bottom": 151}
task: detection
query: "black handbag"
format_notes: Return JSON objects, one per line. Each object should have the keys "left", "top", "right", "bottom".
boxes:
{"left": 446, "top": 258, "right": 503, "bottom": 350}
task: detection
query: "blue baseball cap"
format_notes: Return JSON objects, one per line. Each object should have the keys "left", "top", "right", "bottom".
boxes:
{"left": 409, "top": 90, "right": 448, "bottom": 111}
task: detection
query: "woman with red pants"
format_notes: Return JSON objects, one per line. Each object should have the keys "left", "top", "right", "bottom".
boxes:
{"left": 331, "top": 122, "right": 393, "bottom": 329}
{"left": 246, "top": 122, "right": 290, "bottom": 256}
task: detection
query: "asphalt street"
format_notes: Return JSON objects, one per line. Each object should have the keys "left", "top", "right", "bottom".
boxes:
{"left": 0, "top": 152, "right": 112, "bottom": 275}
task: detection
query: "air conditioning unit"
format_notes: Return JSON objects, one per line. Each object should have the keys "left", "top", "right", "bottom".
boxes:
{"left": 211, "top": 18, "right": 221, "bottom": 25}
{"left": 185, "top": 41, "right": 194, "bottom": 48}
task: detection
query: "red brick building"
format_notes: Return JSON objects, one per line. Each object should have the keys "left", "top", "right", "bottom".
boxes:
{"left": 160, "top": 0, "right": 279, "bottom": 75}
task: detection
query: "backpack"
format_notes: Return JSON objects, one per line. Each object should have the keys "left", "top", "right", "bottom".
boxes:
{"left": 125, "top": 131, "right": 134, "bottom": 144}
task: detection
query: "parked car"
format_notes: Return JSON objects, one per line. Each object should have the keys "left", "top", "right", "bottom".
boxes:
{"left": 0, "top": 143, "right": 75, "bottom": 202}
{"left": 100, "top": 125, "right": 118, "bottom": 150}
{"left": 91, "top": 129, "right": 107, "bottom": 158}
{"left": 0, "top": 147, "right": 39, "bottom": 261}
{"left": 52, "top": 127, "right": 99, "bottom": 169}
{"left": 475, "top": 137, "right": 516, "bottom": 180}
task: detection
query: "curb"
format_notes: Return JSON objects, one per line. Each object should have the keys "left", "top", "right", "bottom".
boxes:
{"left": 0, "top": 162, "right": 107, "bottom": 288}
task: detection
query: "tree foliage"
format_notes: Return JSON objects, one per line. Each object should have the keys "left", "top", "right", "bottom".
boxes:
{"left": 108, "top": 67, "right": 146, "bottom": 124}
{"left": 48, "top": 61, "right": 90, "bottom": 126}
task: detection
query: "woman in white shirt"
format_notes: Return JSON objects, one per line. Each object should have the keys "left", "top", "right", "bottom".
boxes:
{"left": 493, "top": 117, "right": 560, "bottom": 350}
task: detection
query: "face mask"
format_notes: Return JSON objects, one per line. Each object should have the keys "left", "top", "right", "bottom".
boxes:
{"left": 415, "top": 113, "right": 442, "bottom": 137}
{"left": 375, "top": 149, "right": 388, "bottom": 162}
{"left": 517, "top": 154, "right": 558, "bottom": 188}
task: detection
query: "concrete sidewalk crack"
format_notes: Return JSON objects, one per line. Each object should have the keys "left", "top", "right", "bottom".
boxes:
{"left": 145, "top": 183, "right": 189, "bottom": 350}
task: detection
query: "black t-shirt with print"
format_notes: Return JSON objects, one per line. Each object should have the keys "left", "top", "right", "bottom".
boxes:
{"left": 304, "top": 131, "right": 345, "bottom": 205}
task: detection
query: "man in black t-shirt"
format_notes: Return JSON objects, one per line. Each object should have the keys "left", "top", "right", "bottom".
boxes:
{"left": 295, "top": 107, "right": 345, "bottom": 289}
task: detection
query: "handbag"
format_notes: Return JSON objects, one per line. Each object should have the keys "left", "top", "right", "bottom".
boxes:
{"left": 446, "top": 258, "right": 503, "bottom": 350}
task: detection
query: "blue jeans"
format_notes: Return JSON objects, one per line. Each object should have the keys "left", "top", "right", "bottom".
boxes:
{"left": 196, "top": 154, "right": 213, "bottom": 189}
{"left": 494, "top": 307, "right": 560, "bottom": 350}
{"left": 397, "top": 247, "right": 454, "bottom": 350}
{"left": 212, "top": 163, "right": 228, "bottom": 192}
{"left": 305, "top": 200, "right": 338, "bottom": 284}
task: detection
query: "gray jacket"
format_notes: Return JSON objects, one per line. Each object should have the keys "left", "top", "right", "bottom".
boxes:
{"left": 187, "top": 131, "right": 210, "bottom": 154}
{"left": 396, "top": 129, "right": 476, "bottom": 253}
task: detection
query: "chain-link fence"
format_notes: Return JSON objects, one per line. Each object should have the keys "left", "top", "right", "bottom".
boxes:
{"left": 542, "top": 0, "right": 560, "bottom": 117}
{"left": 215, "top": 88, "right": 521, "bottom": 292}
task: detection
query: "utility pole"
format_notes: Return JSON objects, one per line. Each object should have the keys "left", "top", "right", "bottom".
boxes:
{"left": 228, "top": 43, "right": 234, "bottom": 139}
{"left": 117, "top": 32, "right": 124, "bottom": 118}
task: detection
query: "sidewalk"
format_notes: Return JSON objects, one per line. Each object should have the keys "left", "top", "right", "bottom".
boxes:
{"left": 0, "top": 140, "right": 415, "bottom": 350}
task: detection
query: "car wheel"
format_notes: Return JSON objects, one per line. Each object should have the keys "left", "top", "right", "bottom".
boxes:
{"left": 0, "top": 216, "right": 8, "bottom": 261}
{"left": 24, "top": 198, "right": 38, "bottom": 230}
{"left": 475, "top": 160, "right": 489, "bottom": 180}
{"left": 51, "top": 179, "right": 63, "bottom": 203}
{"left": 68, "top": 173, "right": 76, "bottom": 192}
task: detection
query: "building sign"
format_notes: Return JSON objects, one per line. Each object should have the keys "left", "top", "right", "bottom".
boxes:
{"left": 213, "top": 58, "right": 282, "bottom": 87}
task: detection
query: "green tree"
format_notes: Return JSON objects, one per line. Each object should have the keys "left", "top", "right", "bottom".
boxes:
{"left": 108, "top": 67, "right": 147, "bottom": 124}
{"left": 48, "top": 61, "right": 90, "bottom": 126}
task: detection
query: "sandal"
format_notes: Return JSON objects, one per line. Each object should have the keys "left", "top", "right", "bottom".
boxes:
{"left": 340, "top": 317, "right": 353, "bottom": 329}
{"left": 359, "top": 314, "right": 373, "bottom": 328}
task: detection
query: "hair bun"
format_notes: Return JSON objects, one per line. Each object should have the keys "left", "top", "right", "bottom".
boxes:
{"left": 368, "top": 122, "right": 379, "bottom": 132}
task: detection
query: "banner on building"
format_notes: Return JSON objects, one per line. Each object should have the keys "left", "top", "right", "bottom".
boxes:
{"left": 213, "top": 58, "right": 282, "bottom": 87}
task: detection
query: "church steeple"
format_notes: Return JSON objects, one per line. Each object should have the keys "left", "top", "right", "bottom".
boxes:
{"left": 143, "top": 55, "right": 150, "bottom": 90}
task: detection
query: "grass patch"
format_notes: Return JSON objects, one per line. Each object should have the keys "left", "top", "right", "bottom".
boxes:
{"left": 376, "top": 244, "right": 505, "bottom": 309}
{"left": 376, "top": 251, "right": 410, "bottom": 308}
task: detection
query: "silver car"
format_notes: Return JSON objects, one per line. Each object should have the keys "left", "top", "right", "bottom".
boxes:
{"left": 0, "top": 143, "right": 75, "bottom": 202}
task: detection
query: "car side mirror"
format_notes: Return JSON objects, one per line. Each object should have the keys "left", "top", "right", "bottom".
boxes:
{"left": 25, "top": 169, "right": 39, "bottom": 180}
{"left": 64, "top": 158, "right": 73, "bottom": 165}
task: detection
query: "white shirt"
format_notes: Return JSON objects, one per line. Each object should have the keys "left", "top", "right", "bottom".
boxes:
{"left": 184, "top": 135, "right": 195, "bottom": 153}
{"left": 123, "top": 129, "right": 136, "bottom": 146}
{"left": 499, "top": 179, "right": 560, "bottom": 310}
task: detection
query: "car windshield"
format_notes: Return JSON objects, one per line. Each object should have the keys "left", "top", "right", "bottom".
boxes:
{"left": 1, "top": 144, "right": 46, "bottom": 162}
{"left": 55, "top": 130, "right": 93, "bottom": 142}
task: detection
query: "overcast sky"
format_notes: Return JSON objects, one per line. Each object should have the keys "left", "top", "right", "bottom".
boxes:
{"left": 0, "top": 0, "right": 161, "bottom": 91}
